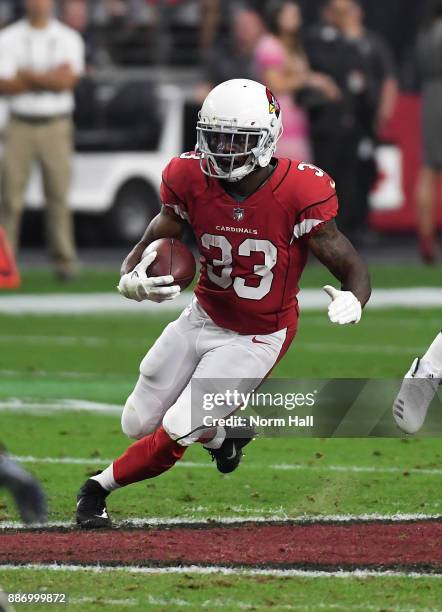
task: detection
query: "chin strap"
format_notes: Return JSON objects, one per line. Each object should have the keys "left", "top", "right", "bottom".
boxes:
{"left": 224, "top": 158, "right": 258, "bottom": 182}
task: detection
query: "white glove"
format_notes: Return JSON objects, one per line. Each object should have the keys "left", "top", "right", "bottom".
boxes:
{"left": 118, "top": 251, "right": 181, "bottom": 303}
{"left": 323, "top": 285, "right": 362, "bottom": 325}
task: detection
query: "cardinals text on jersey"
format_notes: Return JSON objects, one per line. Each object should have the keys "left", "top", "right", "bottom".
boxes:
{"left": 160, "top": 155, "right": 338, "bottom": 335}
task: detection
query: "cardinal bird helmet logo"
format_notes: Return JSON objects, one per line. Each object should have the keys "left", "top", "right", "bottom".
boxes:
{"left": 266, "top": 88, "right": 281, "bottom": 118}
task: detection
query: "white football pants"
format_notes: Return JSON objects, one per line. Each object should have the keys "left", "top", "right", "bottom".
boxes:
{"left": 121, "top": 297, "right": 290, "bottom": 446}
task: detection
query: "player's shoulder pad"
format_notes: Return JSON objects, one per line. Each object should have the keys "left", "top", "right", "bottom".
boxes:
{"left": 288, "top": 161, "right": 337, "bottom": 210}
{"left": 162, "top": 153, "right": 202, "bottom": 189}
{"left": 161, "top": 152, "right": 205, "bottom": 210}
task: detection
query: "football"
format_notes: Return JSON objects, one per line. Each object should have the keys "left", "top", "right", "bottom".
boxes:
{"left": 143, "top": 237, "right": 196, "bottom": 290}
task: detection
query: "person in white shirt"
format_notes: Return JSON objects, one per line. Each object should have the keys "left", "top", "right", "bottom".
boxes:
{"left": 0, "top": 0, "right": 85, "bottom": 280}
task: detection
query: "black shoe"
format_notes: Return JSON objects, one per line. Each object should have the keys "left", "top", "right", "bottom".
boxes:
{"left": 76, "top": 478, "right": 111, "bottom": 529}
{"left": 206, "top": 425, "right": 256, "bottom": 474}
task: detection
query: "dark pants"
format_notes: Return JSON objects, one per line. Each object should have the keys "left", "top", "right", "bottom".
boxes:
{"left": 312, "top": 128, "right": 376, "bottom": 239}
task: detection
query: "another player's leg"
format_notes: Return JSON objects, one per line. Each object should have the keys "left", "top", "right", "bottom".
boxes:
{"left": 0, "top": 445, "right": 47, "bottom": 524}
{"left": 393, "top": 331, "right": 442, "bottom": 434}
{"left": 76, "top": 306, "right": 201, "bottom": 528}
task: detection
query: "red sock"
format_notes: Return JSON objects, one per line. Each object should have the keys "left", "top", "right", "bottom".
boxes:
{"left": 113, "top": 426, "right": 186, "bottom": 487}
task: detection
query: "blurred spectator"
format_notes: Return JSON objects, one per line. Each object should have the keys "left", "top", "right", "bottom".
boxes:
{"left": 200, "top": 0, "right": 241, "bottom": 51}
{"left": 200, "top": 0, "right": 220, "bottom": 51}
{"left": 0, "top": 0, "right": 14, "bottom": 28}
{"left": 0, "top": 444, "right": 47, "bottom": 524}
{"left": 255, "top": 0, "right": 340, "bottom": 162}
{"left": 305, "top": 0, "right": 398, "bottom": 242}
{"left": 415, "top": 0, "right": 442, "bottom": 263}
{"left": 85, "top": 1, "right": 201, "bottom": 67}
{"left": 200, "top": 8, "right": 265, "bottom": 100}
{"left": 165, "top": 0, "right": 201, "bottom": 66}
{"left": 331, "top": 0, "right": 398, "bottom": 132}
{"left": 0, "top": 0, "right": 85, "bottom": 280}
{"left": 86, "top": 0, "right": 157, "bottom": 66}
{"left": 61, "top": 0, "right": 88, "bottom": 32}
{"left": 61, "top": 0, "right": 96, "bottom": 66}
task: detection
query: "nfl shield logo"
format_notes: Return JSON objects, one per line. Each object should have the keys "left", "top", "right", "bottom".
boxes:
{"left": 233, "top": 207, "right": 244, "bottom": 221}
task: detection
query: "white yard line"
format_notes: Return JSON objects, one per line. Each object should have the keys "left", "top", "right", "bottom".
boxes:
{"left": 0, "top": 335, "right": 151, "bottom": 348}
{"left": 0, "top": 370, "right": 103, "bottom": 379}
{"left": 1, "top": 511, "right": 441, "bottom": 531}
{"left": 69, "top": 597, "right": 136, "bottom": 607}
{"left": 11, "top": 456, "right": 114, "bottom": 465}
{"left": 64, "top": 596, "right": 442, "bottom": 611}
{"left": 0, "top": 292, "right": 192, "bottom": 314}
{"left": 10, "top": 454, "right": 442, "bottom": 477}
{"left": 0, "top": 335, "right": 106, "bottom": 346}
{"left": 0, "top": 563, "right": 441, "bottom": 580}
{"left": 2, "top": 594, "right": 441, "bottom": 611}
{"left": 0, "top": 399, "right": 121, "bottom": 415}
{"left": 1, "top": 288, "right": 442, "bottom": 314}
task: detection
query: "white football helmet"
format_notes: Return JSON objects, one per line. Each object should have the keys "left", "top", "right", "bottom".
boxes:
{"left": 197, "top": 79, "right": 283, "bottom": 182}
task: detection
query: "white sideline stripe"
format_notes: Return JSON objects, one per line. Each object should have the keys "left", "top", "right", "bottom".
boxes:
{"left": 0, "top": 369, "right": 104, "bottom": 379}
{"left": 10, "top": 455, "right": 114, "bottom": 465}
{"left": 0, "top": 564, "right": 441, "bottom": 580}
{"left": 0, "top": 335, "right": 106, "bottom": 346}
{"left": 18, "top": 596, "right": 442, "bottom": 612}
{"left": 1, "top": 511, "right": 441, "bottom": 531}
{"left": 62, "top": 597, "right": 442, "bottom": 612}
{"left": 1, "top": 288, "right": 442, "bottom": 314}
{"left": 0, "top": 292, "right": 192, "bottom": 314}
{"left": 0, "top": 399, "right": 121, "bottom": 415}
{"left": 60, "top": 598, "right": 442, "bottom": 612}
{"left": 10, "top": 454, "right": 442, "bottom": 477}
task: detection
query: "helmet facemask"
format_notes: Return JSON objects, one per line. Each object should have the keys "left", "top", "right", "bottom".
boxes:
{"left": 196, "top": 121, "right": 274, "bottom": 182}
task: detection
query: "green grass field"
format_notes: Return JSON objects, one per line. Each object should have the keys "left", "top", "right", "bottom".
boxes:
{"left": 1, "top": 264, "right": 442, "bottom": 610}
{"left": 2, "top": 569, "right": 441, "bottom": 611}
{"left": 6, "top": 261, "right": 442, "bottom": 293}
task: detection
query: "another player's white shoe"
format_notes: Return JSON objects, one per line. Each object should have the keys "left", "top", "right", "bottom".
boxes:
{"left": 393, "top": 358, "right": 440, "bottom": 434}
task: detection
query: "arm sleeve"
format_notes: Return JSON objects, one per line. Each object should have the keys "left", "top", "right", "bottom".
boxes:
{"left": 292, "top": 169, "right": 339, "bottom": 239}
{"left": 160, "top": 158, "right": 190, "bottom": 222}
{"left": 293, "top": 195, "right": 338, "bottom": 239}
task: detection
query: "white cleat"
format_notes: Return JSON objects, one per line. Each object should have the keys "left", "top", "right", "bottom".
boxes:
{"left": 393, "top": 358, "right": 441, "bottom": 434}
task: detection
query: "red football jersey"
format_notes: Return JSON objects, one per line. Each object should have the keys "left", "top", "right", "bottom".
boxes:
{"left": 160, "top": 154, "right": 338, "bottom": 335}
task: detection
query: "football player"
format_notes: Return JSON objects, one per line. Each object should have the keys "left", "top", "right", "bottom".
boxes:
{"left": 393, "top": 331, "right": 442, "bottom": 434}
{"left": 76, "top": 79, "right": 371, "bottom": 528}
{"left": 0, "top": 444, "right": 47, "bottom": 524}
